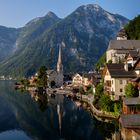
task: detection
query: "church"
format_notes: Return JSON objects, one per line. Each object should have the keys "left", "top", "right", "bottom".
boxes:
{"left": 46, "top": 46, "right": 63, "bottom": 87}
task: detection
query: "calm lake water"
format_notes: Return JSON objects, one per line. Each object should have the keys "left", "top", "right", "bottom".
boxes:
{"left": 0, "top": 81, "right": 116, "bottom": 140}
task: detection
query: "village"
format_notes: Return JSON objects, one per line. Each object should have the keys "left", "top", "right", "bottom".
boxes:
{"left": 16, "top": 29, "right": 140, "bottom": 140}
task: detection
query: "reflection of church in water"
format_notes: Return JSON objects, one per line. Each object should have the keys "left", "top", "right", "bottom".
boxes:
{"left": 47, "top": 46, "right": 63, "bottom": 87}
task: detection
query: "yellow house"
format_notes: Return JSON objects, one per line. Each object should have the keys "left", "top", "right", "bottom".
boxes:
{"left": 104, "top": 64, "right": 136, "bottom": 99}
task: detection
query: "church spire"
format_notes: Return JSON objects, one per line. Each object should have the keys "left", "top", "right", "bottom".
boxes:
{"left": 57, "top": 46, "right": 63, "bottom": 73}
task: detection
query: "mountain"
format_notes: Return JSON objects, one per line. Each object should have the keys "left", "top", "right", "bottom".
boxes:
{"left": 0, "top": 26, "right": 19, "bottom": 61}
{"left": 15, "top": 11, "right": 61, "bottom": 52}
{"left": 0, "top": 4, "right": 129, "bottom": 77}
{"left": 0, "top": 12, "right": 60, "bottom": 62}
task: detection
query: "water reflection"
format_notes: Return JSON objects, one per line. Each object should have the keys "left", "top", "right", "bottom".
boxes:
{"left": 0, "top": 81, "right": 116, "bottom": 140}
{"left": 0, "top": 130, "right": 31, "bottom": 140}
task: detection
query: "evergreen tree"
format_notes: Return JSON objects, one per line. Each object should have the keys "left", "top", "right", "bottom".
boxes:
{"left": 95, "top": 53, "right": 106, "bottom": 70}
{"left": 37, "top": 66, "right": 48, "bottom": 88}
{"left": 125, "top": 15, "right": 140, "bottom": 40}
{"left": 95, "top": 83, "right": 104, "bottom": 99}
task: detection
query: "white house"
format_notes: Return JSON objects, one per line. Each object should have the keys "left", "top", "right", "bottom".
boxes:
{"left": 106, "top": 40, "right": 140, "bottom": 63}
{"left": 103, "top": 64, "right": 136, "bottom": 99}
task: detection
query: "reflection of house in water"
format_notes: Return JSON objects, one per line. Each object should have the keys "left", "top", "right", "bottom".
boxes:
{"left": 119, "top": 98, "right": 140, "bottom": 139}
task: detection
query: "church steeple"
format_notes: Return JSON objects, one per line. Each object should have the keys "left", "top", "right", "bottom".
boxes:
{"left": 57, "top": 46, "right": 63, "bottom": 73}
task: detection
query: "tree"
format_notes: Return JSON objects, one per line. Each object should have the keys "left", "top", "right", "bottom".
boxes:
{"left": 107, "top": 59, "right": 112, "bottom": 64}
{"left": 125, "top": 83, "right": 139, "bottom": 97}
{"left": 38, "top": 66, "right": 47, "bottom": 78}
{"left": 20, "top": 78, "right": 30, "bottom": 88}
{"left": 99, "top": 94, "right": 112, "bottom": 112}
{"left": 95, "top": 83, "right": 104, "bottom": 98}
{"left": 86, "top": 87, "right": 93, "bottom": 94}
{"left": 95, "top": 53, "right": 106, "bottom": 70}
{"left": 37, "top": 66, "right": 48, "bottom": 88}
{"left": 125, "top": 15, "right": 140, "bottom": 40}
{"left": 113, "top": 101, "right": 122, "bottom": 115}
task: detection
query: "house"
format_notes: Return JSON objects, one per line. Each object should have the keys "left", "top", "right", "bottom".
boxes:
{"left": 124, "top": 58, "right": 140, "bottom": 96}
{"left": 119, "top": 98, "right": 140, "bottom": 139}
{"left": 72, "top": 72, "right": 101, "bottom": 86}
{"left": 129, "top": 58, "right": 140, "bottom": 90}
{"left": 106, "top": 29, "right": 140, "bottom": 63}
{"left": 103, "top": 63, "right": 136, "bottom": 99}
{"left": 122, "top": 98, "right": 140, "bottom": 114}
{"left": 125, "top": 50, "right": 140, "bottom": 67}
{"left": 120, "top": 114, "right": 140, "bottom": 140}
{"left": 116, "top": 29, "right": 127, "bottom": 40}
{"left": 106, "top": 40, "right": 140, "bottom": 63}
{"left": 72, "top": 73, "right": 83, "bottom": 86}
{"left": 82, "top": 73, "right": 94, "bottom": 87}
{"left": 29, "top": 75, "right": 38, "bottom": 86}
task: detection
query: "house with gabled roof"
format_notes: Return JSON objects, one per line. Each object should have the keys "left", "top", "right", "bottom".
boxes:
{"left": 82, "top": 73, "right": 94, "bottom": 87}
{"left": 120, "top": 114, "right": 140, "bottom": 140}
{"left": 106, "top": 40, "right": 140, "bottom": 63}
{"left": 106, "top": 29, "right": 140, "bottom": 63}
{"left": 72, "top": 72, "right": 101, "bottom": 93}
{"left": 125, "top": 50, "right": 140, "bottom": 67}
{"left": 116, "top": 29, "right": 127, "bottom": 40}
{"left": 103, "top": 63, "right": 136, "bottom": 99}
{"left": 119, "top": 97, "right": 140, "bottom": 139}
{"left": 72, "top": 73, "right": 83, "bottom": 86}
{"left": 122, "top": 98, "right": 140, "bottom": 114}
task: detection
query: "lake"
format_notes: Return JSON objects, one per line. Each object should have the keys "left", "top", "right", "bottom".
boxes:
{"left": 0, "top": 81, "right": 116, "bottom": 140}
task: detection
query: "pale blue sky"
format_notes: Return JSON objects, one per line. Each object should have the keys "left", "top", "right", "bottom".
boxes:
{"left": 0, "top": 0, "right": 139, "bottom": 28}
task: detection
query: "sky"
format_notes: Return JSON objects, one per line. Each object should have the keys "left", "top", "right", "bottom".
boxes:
{"left": 0, "top": 0, "right": 139, "bottom": 28}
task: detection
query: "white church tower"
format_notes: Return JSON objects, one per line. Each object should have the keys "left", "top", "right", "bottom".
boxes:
{"left": 56, "top": 46, "right": 63, "bottom": 87}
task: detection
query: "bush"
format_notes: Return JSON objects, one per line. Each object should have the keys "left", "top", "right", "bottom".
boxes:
{"left": 125, "top": 83, "right": 139, "bottom": 97}
{"left": 99, "top": 94, "right": 112, "bottom": 112}
{"left": 95, "top": 83, "right": 104, "bottom": 98}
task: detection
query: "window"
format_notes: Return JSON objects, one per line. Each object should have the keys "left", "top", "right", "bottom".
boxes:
{"left": 120, "top": 89, "right": 123, "bottom": 92}
{"left": 106, "top": 80, "right": 111, "bottom": 87}
{"left": 120, "top": 80, "right": 123, "bottom": 84}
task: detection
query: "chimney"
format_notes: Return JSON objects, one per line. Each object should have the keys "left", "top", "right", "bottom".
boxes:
{"left": 124, "top": 62, "right": 128, "bottom": 71}
{"left": 131, "top": 58, "right": 134, "bottom": 67}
